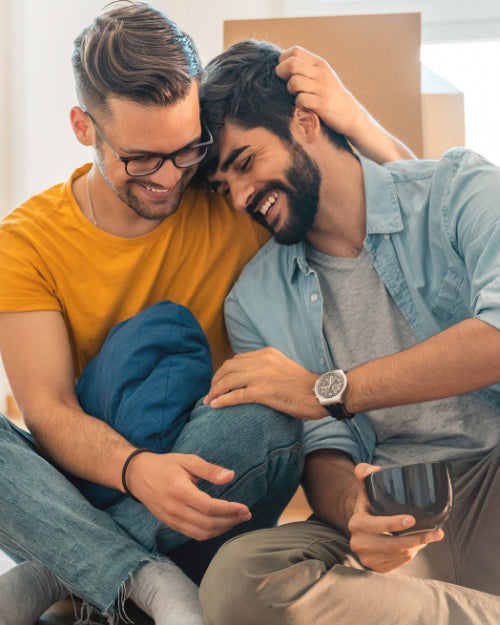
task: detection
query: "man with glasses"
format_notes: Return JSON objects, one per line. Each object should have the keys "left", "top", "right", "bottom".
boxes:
{"left": 84, "top": 109, "right": 214, "bottom": 176}
{"left": 0, "top": 3, "right": 413, "bottom": 624}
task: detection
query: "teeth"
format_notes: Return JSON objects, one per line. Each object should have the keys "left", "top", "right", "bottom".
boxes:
{"left": 143, "top": 185, "right": 169, "bottom": 194}
{"left": 259, "top": 192, "right": 278, "bottom": 216}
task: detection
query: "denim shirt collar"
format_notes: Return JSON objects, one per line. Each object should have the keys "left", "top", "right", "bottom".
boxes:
{"left": 287, "top": 156, "right": 403, "bottom": 278}
{"left": 360, "top": 156, "right": 404, "bottom": 235}
{"left": 288, "top": 240, "right": 310, "bottom": 280}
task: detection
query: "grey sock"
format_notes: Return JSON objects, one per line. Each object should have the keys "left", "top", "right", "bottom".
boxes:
{"left": 128, "top": 559, "right": 206, "bottom": 625}
{"left": 0, "top": 560, "right": 70, "bottom": 625}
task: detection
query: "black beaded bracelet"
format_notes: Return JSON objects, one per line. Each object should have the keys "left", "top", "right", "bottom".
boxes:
{"left": 121, "top": 447, "right": 150, "bottom": 502}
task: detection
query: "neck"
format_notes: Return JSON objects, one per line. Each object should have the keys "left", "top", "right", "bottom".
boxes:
{"left": 306, "top": 146, "right": 366, "bottom": 258}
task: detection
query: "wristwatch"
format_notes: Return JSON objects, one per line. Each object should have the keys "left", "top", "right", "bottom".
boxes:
{"left": 313, "top": 369, "right": 355, "bottom": 421}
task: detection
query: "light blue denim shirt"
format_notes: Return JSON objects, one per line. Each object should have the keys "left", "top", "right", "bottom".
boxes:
{"left": 224, "top": 148, "right": 500, "bottom": 463}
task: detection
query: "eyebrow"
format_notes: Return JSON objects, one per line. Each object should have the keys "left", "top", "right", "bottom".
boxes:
{"left": 220, "top": 145, "right": 250, "bottom": 173}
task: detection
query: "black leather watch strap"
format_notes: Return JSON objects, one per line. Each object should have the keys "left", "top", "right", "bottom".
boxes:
{"left": 324, "top": 402, "right": 355, "bottom": 421}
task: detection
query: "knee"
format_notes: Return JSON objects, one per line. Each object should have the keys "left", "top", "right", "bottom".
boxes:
{"left": 200, "top": 534, "right": 271, "bottom": 625}
{"left": 190, "top": 401, "right": 303, "bottom": 452}
{"left": 200, "top": 403, "right": 304, "bottom": 480}
{"left": 172, "top": 403, "right": 304, "bottom": 510}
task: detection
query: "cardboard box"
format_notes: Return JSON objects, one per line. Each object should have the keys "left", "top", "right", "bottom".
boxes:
{"left": 225, "top": 13, "right": 423, "bottom": 157}
{"left": 421, "top": 65, "right": 465, "bottom": 159}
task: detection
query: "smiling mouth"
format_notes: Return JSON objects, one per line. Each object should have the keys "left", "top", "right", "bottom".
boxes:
{"left": 138, "top": 183, "right": 170, "bottom": 195}
{"left": 256, "top": 191, "right": 278, "bottom": 217}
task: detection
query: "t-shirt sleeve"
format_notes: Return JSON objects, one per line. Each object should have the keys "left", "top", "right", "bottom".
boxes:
{"left": 0, "top": 223, "right": 61, "bottom": 312}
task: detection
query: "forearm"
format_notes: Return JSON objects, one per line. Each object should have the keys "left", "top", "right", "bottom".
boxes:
{"left": 302, "top": 449, "right": 357, "bottom": 534}
{"left": 345, "top": 318, "right": 500, "bottom": 413}
{"left": 25, "top": 399, "right": 134, "bottom": 491}
{"left": 0, "top": 310, "right": 135, "bottom": 491}
{"left": 346, "top": 107, "right": 416, "bottom": 163}
{"left": 207, "top": 319, "right": 500, "bottom": 421}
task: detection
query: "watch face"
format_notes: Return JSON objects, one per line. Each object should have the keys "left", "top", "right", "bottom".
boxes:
{"left": 317, "top": 371, "right": 345, "bottom": 399}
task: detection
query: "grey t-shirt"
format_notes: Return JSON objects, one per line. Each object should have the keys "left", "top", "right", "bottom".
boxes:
{"left": 306, "top": 245, "right": 499, "bottom": 466}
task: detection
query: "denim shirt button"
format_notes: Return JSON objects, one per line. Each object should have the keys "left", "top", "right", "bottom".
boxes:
{"left": 310, "top": 293, "right": 318, "bottom": 302}
{"left": 384, "top": 233, "right": 390, "bottom": 239}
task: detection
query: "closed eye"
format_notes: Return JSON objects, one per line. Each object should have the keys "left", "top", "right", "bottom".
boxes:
{"left": 239, "top": 155, "right": 252, "bottom": 172}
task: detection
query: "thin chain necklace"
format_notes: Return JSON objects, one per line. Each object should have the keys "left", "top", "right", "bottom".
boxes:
{"left": 86, "top": 172, "right": 98, "bottom": 227}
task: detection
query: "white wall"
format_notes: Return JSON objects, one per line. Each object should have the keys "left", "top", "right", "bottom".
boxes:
{"left": 284, "top": 0, "right": 500, "bottom": 42}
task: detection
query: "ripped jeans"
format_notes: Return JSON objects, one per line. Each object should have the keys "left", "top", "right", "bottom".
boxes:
{"left": 0, "top": 400, "right": 303, "bottom": 617}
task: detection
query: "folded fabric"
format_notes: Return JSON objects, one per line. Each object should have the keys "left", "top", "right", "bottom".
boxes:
{"left": 70, "top": 300, "right": 213, "bottom": 508}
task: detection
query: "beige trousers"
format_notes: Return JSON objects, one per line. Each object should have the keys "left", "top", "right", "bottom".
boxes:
{"left": 200, "top": 447, "right": 500, "bottom": 625}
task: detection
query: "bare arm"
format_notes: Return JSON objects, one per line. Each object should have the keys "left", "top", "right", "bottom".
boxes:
{"left": 303, "top": 450, "right": 443, "bottom": 572}
{"left": 206, "top": 319, "right": 500, "bottom": 419}
{"left": 302, "top": 448, "right": 357, "bottom": 532}
{"left": 276, "top": 46, "right": 416, "bottom": 164}
{"left": 344, "top": 318, "right": 500, "bottom": 413}
{"left": 0, "top": 310, "right": 250, "bottom": 538}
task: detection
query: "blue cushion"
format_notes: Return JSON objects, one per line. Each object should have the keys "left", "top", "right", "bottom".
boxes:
{"left": 70, "top": 300, "right": 212, "bottom": 508}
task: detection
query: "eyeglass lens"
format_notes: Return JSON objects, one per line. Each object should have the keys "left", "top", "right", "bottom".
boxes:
{"left": 126, "top": 145, "right": 208, "bottom": 176}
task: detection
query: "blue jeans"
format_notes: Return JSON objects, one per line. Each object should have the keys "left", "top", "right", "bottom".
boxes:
{"left": 0, "top": 401, "right": 303, "bottom": 616}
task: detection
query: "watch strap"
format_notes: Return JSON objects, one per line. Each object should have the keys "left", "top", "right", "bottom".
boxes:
{"left": 323, "top": 402, "right": 355, "bottom": 421}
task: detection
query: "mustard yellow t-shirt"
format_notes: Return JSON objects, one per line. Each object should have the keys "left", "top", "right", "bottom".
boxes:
{"left": 0, "top": 164, "right": 269, "bottom": 376}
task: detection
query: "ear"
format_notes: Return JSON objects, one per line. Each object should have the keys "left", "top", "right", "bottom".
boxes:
{"left": 291, "top": 106, "right": 321, "bottom": 144}
{"left": 70, "top": 106, "right": 94, "bottom": 147}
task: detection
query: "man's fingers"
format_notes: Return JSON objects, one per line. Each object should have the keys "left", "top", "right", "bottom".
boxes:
{"left": 277, "top": 46, "right": 321, "bottom": 75}
{"left": 204, "top": 375, "right": 245, "bottom": 404}
{"left": 208, "top": 388, "right": 250, "bottom": 409}
{"left": 165, "top": 491, "right": 252, "bottom": 540}
{"left": 355, "top": 462, "right": 381, "bottom": 482}
{"left": 286, "top": 75, "right": 320, "bottom": 97}
{"left": 182, "top": 454, "right": 236, "bottom": 486}
{"left": 163, "top": 475, "right": 251, "bottom": 524}
{"left": 182, "top": 484, "right": 251, "bottom": 520}
{"left": 295, "top": 92, "right": 322, "bottom": 113}
{"left": 351, "top": 511, "right": 416, "bottom": 535}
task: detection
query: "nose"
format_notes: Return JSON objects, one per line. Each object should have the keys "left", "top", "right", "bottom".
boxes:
{"left": 230, "top": 179, "right": 255, "bottom": 213}
{"left": 147, "top": 158, "right": 185, "bottom": 188}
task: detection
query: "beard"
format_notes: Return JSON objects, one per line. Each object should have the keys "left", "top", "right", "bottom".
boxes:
{"left": 247, "top": 141, "right": 321, "bottom": 245}
{"left": 94, "top": 145, "right": 196, "bottom": 221}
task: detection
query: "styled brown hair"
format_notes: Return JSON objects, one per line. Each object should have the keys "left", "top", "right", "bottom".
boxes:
{"left": 72, "top": 1, "right": 201, "bottom": 115}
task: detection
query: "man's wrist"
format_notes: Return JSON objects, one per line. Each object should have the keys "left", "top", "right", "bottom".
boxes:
{"left": 121, "top": 447, "right": 151, "bottom": 501}
{"left": 343, "top": 370, "right": 354, "bottom": 414}
{"left": 313, "top": 369, "right": 355, "bottom": 420}
{"left": 345, "top": 104, "right": 375, "bottom": 146}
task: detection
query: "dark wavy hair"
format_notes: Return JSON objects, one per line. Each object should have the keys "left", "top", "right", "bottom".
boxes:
{"left": 199, "top": 39, "right": 352, "bottom": 177}
{"left": 72, "top": 1, "right": 201, "bottom": 115}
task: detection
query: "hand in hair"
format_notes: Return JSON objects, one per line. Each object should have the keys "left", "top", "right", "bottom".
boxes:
{"left": 276, "top": 46, "right": 416, "bottom": 162}
{"left": 276, "top": 46, "right": 367, "bottom": 138}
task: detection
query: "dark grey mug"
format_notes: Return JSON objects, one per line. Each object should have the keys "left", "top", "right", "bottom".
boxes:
{"left": 364, "top": 461, "right": 453, "bottom": 535}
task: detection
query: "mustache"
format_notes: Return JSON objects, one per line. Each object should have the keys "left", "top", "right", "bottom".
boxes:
{"left": 128, "top": 169, "right": 192, "bottom": 191}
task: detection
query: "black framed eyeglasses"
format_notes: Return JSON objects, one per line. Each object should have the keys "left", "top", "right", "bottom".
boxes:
{"left": 82, "top": 108, "right": 213, "bottom": 176}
